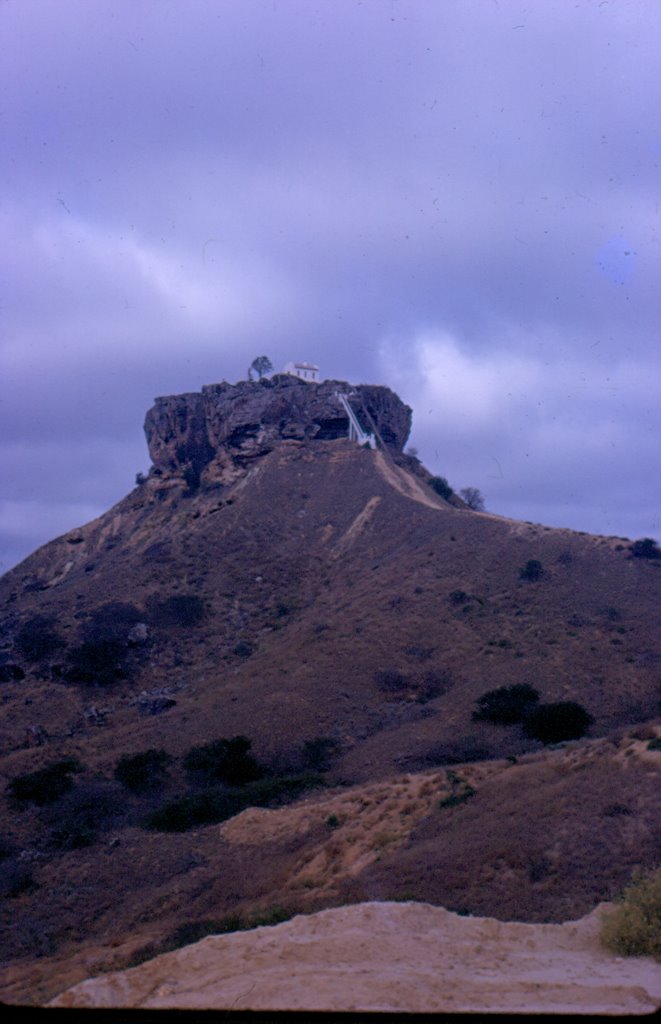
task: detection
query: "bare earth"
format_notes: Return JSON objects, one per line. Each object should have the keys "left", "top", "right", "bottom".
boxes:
{"left": 49, "top": 901, "right": 661, "bottom": 1015}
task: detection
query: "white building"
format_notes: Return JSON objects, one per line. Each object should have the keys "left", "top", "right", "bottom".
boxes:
{"left": 284, "top": 361, "right": 320, "bottom": 382}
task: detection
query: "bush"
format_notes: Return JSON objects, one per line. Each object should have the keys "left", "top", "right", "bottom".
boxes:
{"left": 0, "top": 664, "right": 25, "bottom": 682}
{"left": 429, "top": 476, "right": 454, "bottom": 500}
{"left": 15, "top": 617, "right": 63, "bottom": 662}
{"left": 114, "top": 749, "right": 173, "bottom": 792}
{"left": 64, "top": 638, "right": 128, "bottom": 685}
{"left": 44, "top": 782, "right": 126, "bottom": 850}
{"left": 473, "top": 684, "right": 540, "bottom": 725}
{"left": 601, "top": 867, "right": 661, "bottom": 960}
{"left": 147, "top": 594, "right": 205, "bottom": 627}
{"left": 0, "top": 859, "right": 36, "bottom": 898}
{"left": 183, "top": 736, "right": 263, "bottom": 786}
{"left": 523, "top": 701, "right": 593, "bottom": 744}
{"left": 143, "top": 788, "right": 249, "bottom": 832}
{"left": 630, "top": 538, "right": 661, "bottom": 560}
{"left": 82, "top": 603, "right": 142, "bottom": 643}
{"left": 519, "top": 559, "right": 543, "bottom": 581}
{"left": 7, "top": 758, "right": 82, "bottom": 807}
{"left": 144, "top": 773, "right": 324, "bottom": 833}
{"left": 301, "top": 737, "right": 341, "bottom": 772}
{"left": 374, "top": 668, "right": 409, "bottom": 693}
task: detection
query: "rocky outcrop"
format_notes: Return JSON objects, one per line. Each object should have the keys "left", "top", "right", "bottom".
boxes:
{"left": 144, "top": 376, "right": 411, "bottom": 483}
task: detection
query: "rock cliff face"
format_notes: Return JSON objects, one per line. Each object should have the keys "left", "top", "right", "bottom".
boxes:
{"left": 144, "top": 376, "right": 411, "bottom": 485}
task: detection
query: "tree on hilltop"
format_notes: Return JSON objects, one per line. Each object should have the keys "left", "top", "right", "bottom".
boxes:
{"left": 248, "top": 356, "right": 273, "bottom": 381}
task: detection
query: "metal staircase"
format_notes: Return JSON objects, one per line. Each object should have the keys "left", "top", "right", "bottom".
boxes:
{"left": 335, "top": 392, "right": 377, "bottom": 449}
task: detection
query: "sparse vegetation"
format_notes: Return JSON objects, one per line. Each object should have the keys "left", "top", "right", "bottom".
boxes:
{"left": 429, "top": 476, "right": 454, "bottom": 500}
{"left": 523, "top": 701, "right": 593, "bottom": 744}
{"left": 473, "top": 684, "right": 540, "bottom": 725}
{"left": 601, "top": 866, "right": 661, "bottom": 960}
{"left": 7, "top": 758, "right": 83, "bottom": 807}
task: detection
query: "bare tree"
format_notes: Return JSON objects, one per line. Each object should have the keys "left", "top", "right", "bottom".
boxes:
{"left": 459, "top": 487, "right": 485, "bottom": 511}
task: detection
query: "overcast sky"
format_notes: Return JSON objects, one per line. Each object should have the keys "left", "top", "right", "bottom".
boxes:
{"left": 2, "top": 0, "right": 660, "bottom": 573}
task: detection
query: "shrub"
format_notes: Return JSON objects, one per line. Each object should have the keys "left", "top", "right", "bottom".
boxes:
{"left": 183, "top": 736, "right": 263, "bottom": 786}
{"left": 82, "top": 603, "right": 142, "bottom": 643}
{"left": 232, "top": 640, "right": 254, "bottom": 658}
{"left": 44, "top": 782, "right": 126, "bottom": 850}
{"left": 301, "top": 736, "right": 341, "bottom": 772}
{"left": 240, "top": 773, "right": 324, "bottom": 807}
{"left": 601, "top": 867, "right": 661, "bottom": 960}
{"left": 15, "top": 617, "right": 63, "bottom": 662}
{"left": 523, "top": 701, "right": 593, "bottom": 744}
{"left": 0, "top": 664, "right": 25, "bottom": 683}
{"left": 374, "top": 668, "right": 409, "bottom": 693}
{"left": 7, "top": 758, "right": 82, "bottom": 807}
{"left": 143, "top": 788, "right": 248, "bottom": 832}
{"left": 146, "top": 594, "right": 206, "bottom": 628}
{"left": 519, "top": 559, "right": 543, "bottom": 581}
{"left": 64, "top": 638, "right": 127, "bottom": 685}
{"left": 114, "top": 749, "right": 173, "bottom": 792}
{"left": 439, "top": 770, "right": 475, "bottom": 808}
{"left": 0, "top": 859, "right": 36, "bottom": 898}
{"left": 630, "top": 538, "right": 661, "bottom": 560}
{"left": 647, "top": 737, "right": 661, "bottom": 751}
{"left": 473, "top": 684, "right": 540, "bottom": 725}
{"left": 429, "top": 476, "right": 454, "bottom": 500}
{"left": 144, "top": 773, "right": 324, "bottom": 833}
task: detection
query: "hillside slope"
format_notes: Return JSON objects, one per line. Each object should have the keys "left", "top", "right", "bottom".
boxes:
{"left": 0, "top": 376, "right": 659, "bottom": 1005}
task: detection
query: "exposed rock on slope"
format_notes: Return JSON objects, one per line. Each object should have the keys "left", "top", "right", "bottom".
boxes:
{"left": 49, "top": 901, "right": 661, "bottom": 1014}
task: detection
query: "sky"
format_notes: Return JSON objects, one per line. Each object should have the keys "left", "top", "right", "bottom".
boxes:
{"left": 2, "top": 0, "right": 660, "bottom": 574}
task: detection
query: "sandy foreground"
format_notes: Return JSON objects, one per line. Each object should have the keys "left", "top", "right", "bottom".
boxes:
{"left": 48, "top": 901, "right": 661, "bottom": 1014}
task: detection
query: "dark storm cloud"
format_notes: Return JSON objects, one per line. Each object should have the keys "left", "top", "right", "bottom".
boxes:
{"left": 2, "top": 0, "right": 660, "bottom": 571}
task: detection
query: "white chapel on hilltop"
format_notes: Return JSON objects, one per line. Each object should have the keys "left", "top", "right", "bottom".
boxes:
{"left": 284, "top": 361, "right": 320, "bottom": 382}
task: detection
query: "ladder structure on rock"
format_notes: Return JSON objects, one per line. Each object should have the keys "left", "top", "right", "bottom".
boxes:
{"left": 335, "top": 391, "right": 377, "bottom": 449}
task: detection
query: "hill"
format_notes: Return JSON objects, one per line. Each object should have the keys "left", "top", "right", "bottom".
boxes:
{"left": 0, "top": 374, "right": 659, "bottom": 1005}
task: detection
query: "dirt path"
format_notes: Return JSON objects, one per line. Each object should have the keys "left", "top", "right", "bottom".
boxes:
{"left": 49, "top": 901, "right": 661, "bottom": 1013}
{"left": 374, "top": 451, "right": 447, "bottom": 510}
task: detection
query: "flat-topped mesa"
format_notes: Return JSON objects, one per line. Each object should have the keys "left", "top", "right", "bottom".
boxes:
{"left": 144, "top": 376, "right": 412, "bottom": 484}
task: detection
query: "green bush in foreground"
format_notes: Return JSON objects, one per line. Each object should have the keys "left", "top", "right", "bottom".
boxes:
{"left": 601, "top": 867, "right": 661, "bottom": 961}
